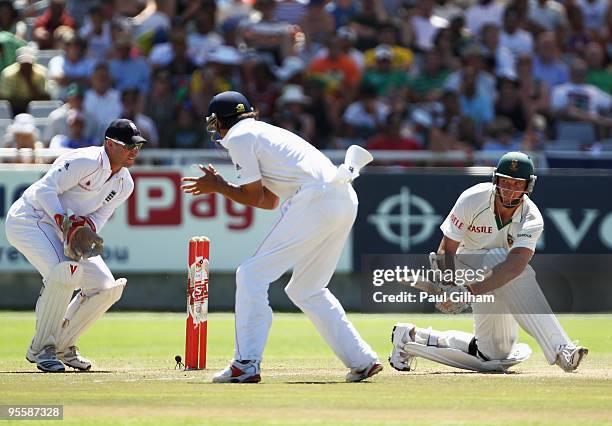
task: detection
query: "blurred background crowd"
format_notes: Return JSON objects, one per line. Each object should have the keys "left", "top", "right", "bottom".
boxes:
{"left": 1, "top": 0, "right": 612, "bottom": 161}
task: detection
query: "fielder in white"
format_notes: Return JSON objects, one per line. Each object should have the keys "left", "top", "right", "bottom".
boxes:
{"left": 182, "top": 91, "right": 382, "bottom": 383}
{"left": 5, "top": 119, "right": 146, "bottom": 372}
{"left": 389, "top": 152, "right": 588, "bottom": 373}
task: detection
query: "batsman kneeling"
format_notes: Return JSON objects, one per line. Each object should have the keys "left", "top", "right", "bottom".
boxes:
{"left": 5, "top": 119, "right": 146, "bottom": 372}
{"left": 390, "top": 152, "right": 588, "bottom": 374}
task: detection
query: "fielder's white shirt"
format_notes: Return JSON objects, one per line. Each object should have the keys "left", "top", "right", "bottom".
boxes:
{"left": 219, "top": 118, "right": 338, "bottom": 199}
{"left": 20, "top": 146, "right": 134, "bottom": 231}
{"left": 440, "top": 182, "right": 543, "bottom": 252}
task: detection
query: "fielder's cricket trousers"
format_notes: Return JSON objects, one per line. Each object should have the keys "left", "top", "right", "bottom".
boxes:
{"left": 233, "top": 180, "right": 378, "bottom": 370}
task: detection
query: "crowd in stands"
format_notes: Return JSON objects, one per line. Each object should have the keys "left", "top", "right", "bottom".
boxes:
{"left": 1, "top": 0, "right": 612, "bottom": 162}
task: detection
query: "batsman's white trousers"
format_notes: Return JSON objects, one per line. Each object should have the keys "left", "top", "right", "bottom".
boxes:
{"left": 5, "top": 198, "right": 116, "bottom": 292}
{"left": 233, "top": 181, "right": 378, "bottom": 370}
{"left": 441, "top": 249, "right": 571, "bottom": 363}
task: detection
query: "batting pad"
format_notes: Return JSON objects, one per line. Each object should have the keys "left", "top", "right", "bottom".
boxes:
{"left": 402, "top": 342, "right": 532, "bottom": 373}
{"left": 31, "top": 262, "right": 83, "bottom": 352}
{"left": 57, "top": 278, "right": 126, "bottom": 352}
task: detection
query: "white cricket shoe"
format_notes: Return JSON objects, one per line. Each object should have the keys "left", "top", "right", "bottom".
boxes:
{"left": 212, "top": 360, "right": 261, "bottom": 383}
{"left": 26, "top": 346, "right": 65, "bottom": 373}
{"left": 58, "top": 346, "right": 92, "bottom": 371}
{"left": 389, "top": 323, "right": 416, "bottom": 372}
{"left": 346, "top": 360, "right": 383, "bottom": 382}
{"left": 556, "top": 342, "right": 588, "bottom": 373}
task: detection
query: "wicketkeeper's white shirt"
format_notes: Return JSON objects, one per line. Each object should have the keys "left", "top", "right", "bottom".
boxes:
{"left": 219, "top": 118, "right": 338, "bottom": 199}
{"left": 440, "top": 182, "right": 543, "bottom": 252}
{"left": 20, "top": 146, "right": 134, "bottom": 232}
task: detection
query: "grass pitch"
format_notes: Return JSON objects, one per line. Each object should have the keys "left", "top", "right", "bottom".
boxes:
{"left": 1, "top": 312, "right": 611, "bottom": 425}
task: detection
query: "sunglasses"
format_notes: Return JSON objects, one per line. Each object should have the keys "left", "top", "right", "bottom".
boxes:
{"left": 107, "top": 137, "right": 143, "bottom": 151}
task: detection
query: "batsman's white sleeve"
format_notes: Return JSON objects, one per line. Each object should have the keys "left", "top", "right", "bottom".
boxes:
{"left": 440, "top": 190, "right": 471, "bottom": 242}
{"left": 27, "top": 158, "right": 97, "bottom": 220}
{"left": 227, "top": 134, "right": 262, "bottom": 185}
{"left": 511, "top": 213, "right": 543, "bottom": 251}
{"left": 88, "top": 176, "right": 134, "bottom": 231}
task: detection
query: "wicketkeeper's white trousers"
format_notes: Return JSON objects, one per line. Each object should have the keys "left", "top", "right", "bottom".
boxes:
{"left": 233, "top": 182, "right": 378, "bottom": 370}
{"left": 437, "top": 249, "right": 571, "bottom": 363}
{"left": 5, "top": 198, "right": 117, "bottom": 292}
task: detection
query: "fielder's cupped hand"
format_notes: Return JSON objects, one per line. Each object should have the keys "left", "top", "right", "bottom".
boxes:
{"left": 181, "top": 164, "right": 226, "bottom": 196}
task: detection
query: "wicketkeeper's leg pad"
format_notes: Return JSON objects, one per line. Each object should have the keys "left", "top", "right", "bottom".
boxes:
{"left": 30, "top": 261, "right": 83, "bottom": 352}
{"left": 402, "top": 341, "right": 532, "bottom": 373}
{"left": 57, "top": 278, "right": 126, "bottom": 352}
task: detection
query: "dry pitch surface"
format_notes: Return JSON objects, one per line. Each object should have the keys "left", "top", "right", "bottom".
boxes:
{"left": 1, "top": 312, "right": 611, "bottom": 425}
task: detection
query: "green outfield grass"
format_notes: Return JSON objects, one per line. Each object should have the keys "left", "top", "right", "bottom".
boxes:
{"left": 1, "top": 312, "right": 611, "bottom": 425}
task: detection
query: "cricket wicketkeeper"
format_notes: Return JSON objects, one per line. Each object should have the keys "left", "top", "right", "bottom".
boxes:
{"left": 5, "top": 119, "right": 146, "bottom": 372}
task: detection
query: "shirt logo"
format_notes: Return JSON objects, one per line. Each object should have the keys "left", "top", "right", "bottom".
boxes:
{"left": 517, "top": 233, "right": 532, "bottom": 238}
{"left": 450, "top": 213, "right": 464, "bottom": 230}
{"left": 105, "top": 190, "right": 117, "bottom": 203}
{"left": 64, "top": 162, "right": 70, "bottom": 170}
{"left": 468, "top": 224, "right": 493, "bottom": 233}
{"left": 235, "top": 163, "right": 242, "bottom": 171}
{"left": 507, "top": 234, "right": 514, "bottom": 247}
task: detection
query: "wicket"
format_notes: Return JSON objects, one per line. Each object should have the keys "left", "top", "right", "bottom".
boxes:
{"left": 185, "top": 236, "right": 209, "bottom": 369}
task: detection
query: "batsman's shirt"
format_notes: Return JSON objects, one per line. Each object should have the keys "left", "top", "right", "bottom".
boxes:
{"left": 219, "top": 118, "right": 338, "bottom": 199}
{"left": 440, "top": 183, "right": 543, "bottom": 252}
{"left": 18, "top": 146, "right": 134, "bottom": 232}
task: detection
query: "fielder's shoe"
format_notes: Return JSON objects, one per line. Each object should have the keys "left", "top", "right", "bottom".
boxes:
{"left": 346, "top": 360, "right": 383, "bottom": 382}
{"left": 556, "top": 342, "right": 588, "bottom": 373}
{"left": 26, "top": 346, "right": 65, "bottom": 373}
{"left": 58, "top": 346, "right": 92, "bottom": 371}
{"left": 212, "top": 359, "right": 261, "bottom": 383}
{"left": 389, "top": 323, "right": 416, "bottom": 372}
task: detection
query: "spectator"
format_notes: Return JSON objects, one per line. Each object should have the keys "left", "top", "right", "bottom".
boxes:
{"left": 299, "top": 0, "right": 336, "bottom": 51}
{"left": 409, "top": 49, "right": 450, "bottom": 102}
{"left": 0, "top": 0, "right": 27, "bottom": 40}
{"left": 2, "top": 113, "right": 45, "bottom": 163}
{"left": 45, "top": 83, "right": 97, "bottom": 144}
{"left": 144, "top": 69, "right": 177, "bottom": 143}
{"left": 49, "top": 109, "right": 97, "bottom": 149}
{"left": 366, "top": 112, "right": 420, "bottom": 152}
{"left": 465, "top": 0, "right": 504, "bottom": 37}
{"left": 481, "top": 23, "right": 516, "bottom": 78}
{"left": 217, "top": 0, "right": 252, "bottom": 25}
{"left": 273, "top": 84, "right": 315, "bottom": 142}
{"left": 341, "top": 82, "right": 390, "bottom": 144}
{"left": 109, "top": 35, "right": 151, "bottom": 94}
{"left": 500, "top": 6, "right": 534, "bottom": 57}
{"left": 120, "top": 87, "right": 159, "bottom": 146}
{"left": 66, "top": 0, "right": 101, "bottom": 26}
{"left": 559, "top": 3, "right": 592, "bottom": 55}
{"left": 308, "top": 34, "right": 362, "bottom": 96}
{"left": 437, "top": 89, "right": 480, "bottom": 149}
{"left": 187, "top": 2, "right": 224, "bottom": 66}
{"left": 444, "top": 43, "right": 497, "bottom": 100}
{"left": 532, "top": 31, "right": 569, "bottom": 87}
{"left": 0, "top": 45, "right": 50, "bottom": 115}
{"left": 495, "top": 76, "right": 531, "bottom": 132}
{"left": 585, "top": 42, "right": 612, "bottom": 94}
{"left": 48, "top": 33, "right": 95, "bottom": 98}
{"left": 458, "top": 66, "right": 495, "bottom": 134}
{"left": 361, "top": 44, "right": 410, "bottom": 97}
{"left": 79, "top": 5, "right": 113, "bottom": 62}
{"left": 348, "top": 0, "right": 388, "bottom": 51}
{"left": 161, "top": 32, "right": 198, "bottom": 93}
{"left": 551, "top": 58, "right": 612, "bottom": 127}
{"left": 411, "top": 0, "right": 446, "bottom": 52}
{"left": 239, "top": 0, "right": 297, "bottom": 64}
{"left": 516, "top": 53, "right": 550, "bottom": 120}
{"left": 83, "top": 62, "right": 122, "bottom": 139}
{"left": 363, "top": 22, "right": 413, "bottom": 70}
{"left": 130, "top": 0, "right": 171, "bottom": 40}
{"left": 527, "top": 0, "right": 567, "bottom": 32}
{"left": 33, "top": 0, "right": 76, "bottom": 49}
{"left": 326, "top": 0, "right": 359, "bottom": 29}
{"left": 275, "top": 0, "right": 307, "bottom": 25}
{"left": 243, "top": 59, "right": 281, "bottom": 120}
{"left": 575, "top": 0, "right": 609, "bottom": 37}
{"left": 0, "top": 31, "right": 27, "bottom": 72}
{"left": 165, "top": 102, "right": 207, "bottom": 149}
{"left": 303, "top": 77, "right": 334, "bottom": 149}
{"left": 432, "top": 27, "right": 462, "bottom": 71}
{"left": 311, "top": 26, "right": 364, "bottom": 71}
{"left": 482, "top": 116, "right": 524, "bottom": 151}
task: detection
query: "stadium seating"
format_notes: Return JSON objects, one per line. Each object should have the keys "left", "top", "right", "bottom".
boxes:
{"left": 0, "top": 101, "right": 13, "bottom": 120}
{"left": 27, "top": 100, "right": 63, "bottom": 118}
